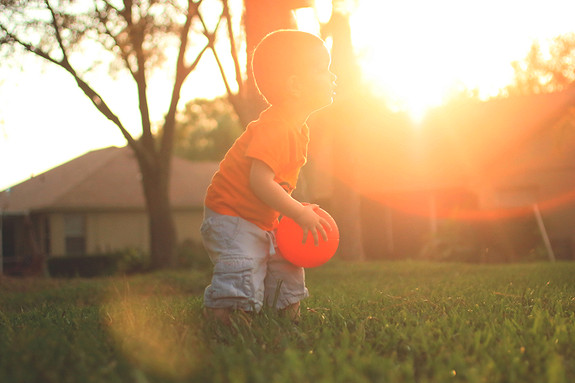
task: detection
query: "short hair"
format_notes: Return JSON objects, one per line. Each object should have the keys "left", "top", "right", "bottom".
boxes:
{"left": 252, "top": 30, "right": 327, "bottom": 105}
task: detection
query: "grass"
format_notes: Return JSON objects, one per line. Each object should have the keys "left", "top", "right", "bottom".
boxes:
{"left": 0, "top": 261, "right": 574, "bottom": 383}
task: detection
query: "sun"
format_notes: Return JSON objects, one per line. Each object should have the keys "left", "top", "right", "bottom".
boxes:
{"left": 348, "top": 1, "right": 506, "bottom": 122}
{"left": 298, "top": 0, "right": 573, "bottom": 123}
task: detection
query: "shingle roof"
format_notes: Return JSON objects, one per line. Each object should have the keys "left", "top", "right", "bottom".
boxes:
{"left": 0, "top": 146, "right": 218, "bottom": 213}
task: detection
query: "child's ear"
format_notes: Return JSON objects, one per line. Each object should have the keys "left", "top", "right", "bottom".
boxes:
{"left": 286, "top": 75, "right": 302, "bottom": 98}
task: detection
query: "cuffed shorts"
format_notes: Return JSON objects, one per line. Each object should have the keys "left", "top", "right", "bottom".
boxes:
{"left": 201, "top": 208, "right": 309, "bottom": 312}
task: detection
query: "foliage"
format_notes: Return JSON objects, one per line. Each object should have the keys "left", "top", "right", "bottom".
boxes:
{"left": 47, "top": 253, "right": 122, "bottom": 277}
{"left": 172, "top": 97, "right": 242, "bottom": 161}
{"left": 114, "top": 247, "right": 151, "bottom": 274}
{"left": 45, "top": 243, "right": 210, "bottom": 277}
{"left": 177, "top": 239, "right": 211, "bottom": 270}
{"left": 419, "top": 216, "right": 542, "bottom": 263}
{"left": 45, "top": 249, "right": 147, "bottom": 277}
{"left": 1, "top": 261, "right": 575, "bottom": 382}
{"left": 506, "top": 33, "right": 575, "bottom": 95}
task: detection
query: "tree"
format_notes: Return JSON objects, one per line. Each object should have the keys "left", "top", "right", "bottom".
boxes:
{"left": 504, "top": 32, "right": 575, "bottom": 152}
{"left": 0, "top": 0, "right": 237, "bottom": 269}
{"left": 173, "top": 97, "right": 242, "bottom": 161}
{"left": 506, "top": 33, "right": 575, "bottom": 95}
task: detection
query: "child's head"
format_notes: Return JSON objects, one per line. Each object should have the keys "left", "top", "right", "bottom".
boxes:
{"left": 252, "top": 30, "right": 333, "bottom": 106}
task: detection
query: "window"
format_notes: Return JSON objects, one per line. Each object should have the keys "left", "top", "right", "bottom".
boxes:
{"left": 64, "top": 214, "right": 86, "bottom": 256}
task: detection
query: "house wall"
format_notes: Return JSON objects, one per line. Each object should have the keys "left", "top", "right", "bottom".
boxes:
{"left": 88, "top": 211, "right": 148, "bottom": 254}
{"left": 49, "top": 214, "right": 65, "bottom": 256}
{"left": 174, "top": 211, "right": 204, "bottom": 245}
{"left": 48, "top": 210, "right": 204, "bottom": 257}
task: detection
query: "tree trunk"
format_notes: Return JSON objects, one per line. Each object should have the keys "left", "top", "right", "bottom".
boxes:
{"left": 147, "top": 189, "right": 177, "bottom": 269}
{"left": 138, "top": 152, "right": 177, "bottom": 269}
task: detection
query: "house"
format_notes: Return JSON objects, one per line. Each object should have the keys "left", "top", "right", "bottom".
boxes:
{"left": 0, "top": 146, "right": 218, "bottom": 269}
{"left": 305, "top": 87, "right": 575, "bottom": 261}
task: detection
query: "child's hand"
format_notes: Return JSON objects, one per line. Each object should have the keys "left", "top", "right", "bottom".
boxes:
{"left": 293, "top": 204, "right": 332, "bottom": 246}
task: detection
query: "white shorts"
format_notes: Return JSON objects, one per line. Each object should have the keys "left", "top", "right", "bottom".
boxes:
{"left": 201, "top": 208, "right": 309, "bottom": 311}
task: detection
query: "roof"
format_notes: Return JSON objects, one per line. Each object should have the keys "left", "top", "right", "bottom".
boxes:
{"left": 0, "top": 146, "right": 218, "bottom": 213}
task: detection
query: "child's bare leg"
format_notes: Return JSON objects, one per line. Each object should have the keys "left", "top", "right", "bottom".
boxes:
{"left": 281, "top": 302, "right": 301, "bottom": 322}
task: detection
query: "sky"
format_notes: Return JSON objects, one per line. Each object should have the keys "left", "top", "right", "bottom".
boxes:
{"left": 347, "top": 0, "right": 575, "bottom": 119}
{"left": 1, "top": 0, "right": 575, "bottom": 191}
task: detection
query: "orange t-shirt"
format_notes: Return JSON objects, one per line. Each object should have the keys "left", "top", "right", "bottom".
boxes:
{"left": 204, "top": 107, "right": 310, "bottom": 231}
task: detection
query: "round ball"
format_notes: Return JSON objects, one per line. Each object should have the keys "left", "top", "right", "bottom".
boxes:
{"left": 276, "top": 207, "right": 339, "bottom": 268}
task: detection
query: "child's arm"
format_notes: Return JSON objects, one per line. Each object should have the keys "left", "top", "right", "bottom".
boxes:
{"left": 250, "top": 159, "right": 329, "bottom": 246}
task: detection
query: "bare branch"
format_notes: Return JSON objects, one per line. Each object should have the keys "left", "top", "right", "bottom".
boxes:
{"left": 0, "top": 20, "right": 138, "bottom": 151}
{"left": 222, "top": 0, "right": 243, "bottom": 95}
{"left": 200, "top": 8, "right": 234, "bottom": 97}
{"left": 73, "top": 76, "right": 139, "bottom": 149}
{"left": 175, "top": 0, "right": 198, "bottom": 75}
{"left": 44, "top": 0, "right": 71, "bottom": 67}
{"left": 187, "top": 44, "right": 209, "bottom": 74}
{"left": 159, "top": 0, "right": 199, "bottom": 159}
{"left": 0, "top": 24, "right": 60, "bottom": 67}
{"left": 94, "top": 2, "right": 137, "bottom": 78}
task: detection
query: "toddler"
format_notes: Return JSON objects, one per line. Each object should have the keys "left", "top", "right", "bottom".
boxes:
{"left": 201, "top": 30, "right": 337, "bottom": 324}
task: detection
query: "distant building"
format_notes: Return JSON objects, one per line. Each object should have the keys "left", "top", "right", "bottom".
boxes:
{"left": 306, "top": 87, "right": 575, "bottom": 261}
{"left": 0, "top": 146, "right": 217, "bottom": 270}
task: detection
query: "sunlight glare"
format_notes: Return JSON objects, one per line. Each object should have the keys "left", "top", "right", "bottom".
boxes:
{"left": 294, "top": 7, "right": 320, "bottom": 35}
{"left": 314, "top": 0, "right": 333, "bottom": 24}
{"left": 104, "top": 284, "right": 202, "bottom": 380}
{"left": 346, "top": 0, "right": 565, "bottom": 122}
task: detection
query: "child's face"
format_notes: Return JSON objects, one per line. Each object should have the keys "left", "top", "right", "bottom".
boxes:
{"left": 297, "top": 46, "right": 337, "bottom": 112}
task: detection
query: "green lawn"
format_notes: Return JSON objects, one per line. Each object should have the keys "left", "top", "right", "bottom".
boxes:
{"left": 1, "top": 261, "right": 574, "bottom": 383}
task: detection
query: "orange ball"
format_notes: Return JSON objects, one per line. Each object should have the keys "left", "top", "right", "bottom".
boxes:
{"left": 276, "top": 207, "right": 339, "bottom": 268}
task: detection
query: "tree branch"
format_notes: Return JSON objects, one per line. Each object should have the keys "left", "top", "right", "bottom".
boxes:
{"left": 94, "top": 2, "right": 137, "bottom": 78}
{"left": 198, "top": 7, "right": 234, "bottom": 97}
{"left": 0, "top": 22, "right": 139, "bottom": 154}
{"left": 158, "top": 0, "right": 199, "bottom": 160}
{"left": 44, "top": 0, "right": 72, "bottom": 68}
{"left": 0, "top": 24, "right": 59, "bottom": 67}
{"left": 222, "top": 0, "right": 243, "bottom": 96}
{"left": 132, "top": 35, "right": 154, "bottom": 151}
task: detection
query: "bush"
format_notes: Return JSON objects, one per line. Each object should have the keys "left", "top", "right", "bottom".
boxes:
{"left": 116, "top": 248, "right": 150, "bottom": 274}
{"left": 47, "top": 241, "right": 209, "bottom": 278}
{"left": 48, "top": 254, "right": 121, "bottom": 277}
{"left": 418, "top": 216, "right": 541, "bottom": 263}
{"left": 177, "top": 239, "right": 210, "bottom": 270}
{"left": 47, "top": 248, "right": 151, "bottom": 277}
